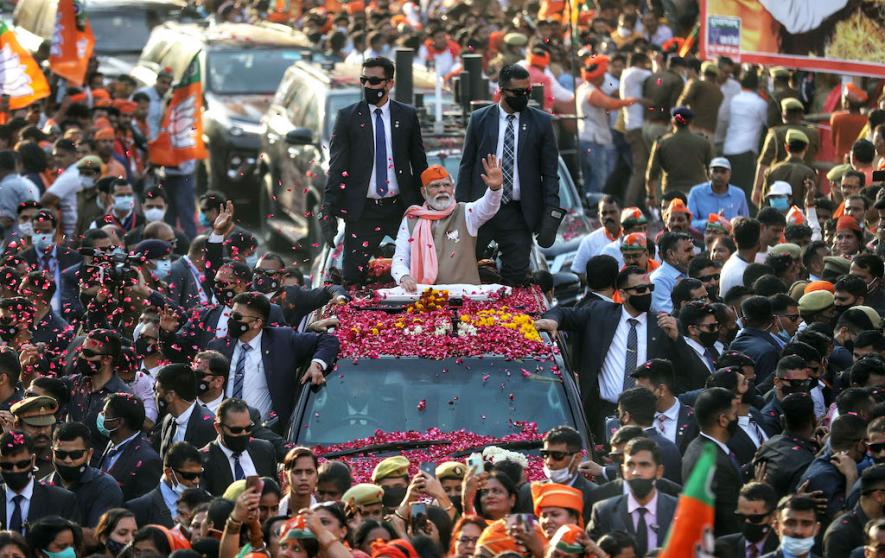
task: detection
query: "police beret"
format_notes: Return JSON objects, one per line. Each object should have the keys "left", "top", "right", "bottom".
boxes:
{"left": 11, "top": 396, "right": 58, "bottom": 426}
{"left": 780, "top": 98, "right": 803, "bottom": 112}
{"left": 372, "top": 456, "right": 410, "bottom": 482}
{"left": 823, "top": 256, "right": 851, "bottom": 278}
{"left": 342, "top": 483, "right": 384, "bottom": 506}
{"left": 670, "top": 106, "right": 694, "bottom": 121}
{"left": 769, "top": 243, "right": 801, "bottom": 259}
{"left": 435, "top": 461, "right": 466, "bottom": 480}
{"left": 503, "top": 33, "right": 528, "bottom": 46}
{"left": 134, "top": 239, "right": 173, "bottom": 260}
{"left": 799, "top": 290, "right": 834, "bottom": 313}
{"left": 785, "top": 129, "right": 809, "bottom": 145}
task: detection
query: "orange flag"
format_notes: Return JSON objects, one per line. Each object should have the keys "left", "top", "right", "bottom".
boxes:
{"left": 148, "top": 56, "right": 208, "bottom": 167}
{"left": 659, "top": 443, "right": 717, "bottom": 557}
{"left": 0, "top": 22, "right": 50, "bottom": 110}
{"left": 49, "top": 0, "right": 95, "bottom": 86}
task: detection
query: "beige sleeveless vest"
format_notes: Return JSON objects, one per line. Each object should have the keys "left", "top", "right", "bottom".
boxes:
{"left": 406, "top": 203, "right": 481, "bottom": 285}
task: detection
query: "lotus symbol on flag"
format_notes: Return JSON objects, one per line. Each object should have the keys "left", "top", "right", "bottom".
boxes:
{"left": 0, "top": 44, "right": 35, "bottom": 98}
{"left": 169, "top": 96, "right": 198, "bottom": 149}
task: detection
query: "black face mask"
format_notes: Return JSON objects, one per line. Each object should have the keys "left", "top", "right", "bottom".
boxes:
{"left": 228, "top": 318, "right": 250, "bottom": 338}
{"left": 1, "top": 470, "right": 31, "bottom": 492}
{"left": 726, "top": 418, "right": 739, "bottom": 436}
{"left": 626, "top": 477, "right": 655, "bottom": 499}
{"left": 54, "top": 462, "right": 86, "bottom": 483}
{"left": 252, "top": 272, "right": 279, "bottom": 294}
{"left": 156, "top": 394, "right": 168, "bottom": 413}
{"left": 364, "top": 86, "right": 386, "bottom": 105}
{"left": 382, "top": 485, "right": 407, "bottom": 509}
{"left": 223, "top": 433, "right": 249, "bottom": 454}
{"left": 217, "top": 287, "right": 237, "bottom": 306}
{"left": 196, "top": 377, "right": 211, "bottom": 395}
{"left": 105, "top": 538, "right": 126, "bottom": 556}
{"left": 505, "top": 93, "right": 529, "bottom": 112}
{"left": 742, "top": 521, "right": 770, "bottom": 543}
{"left": 76, "top": 357, "right": 101, "bottom": 375}
{"left": 134, "top": 338, "right": 158, "bottom": 359}
{"left": 843, "top": 338, "right": 855, "bottom": 353}
{"left": 698, "top": 330, "right": 719, "bottom": 348}
{"left": 0, "top": 322, "right": 17, "bottom": 342}
{"left": 628, "top": 293, "right": 653, "bottom": 313}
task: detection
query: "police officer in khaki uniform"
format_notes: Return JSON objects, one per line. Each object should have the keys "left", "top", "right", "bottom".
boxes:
{"left": 646, "top": 107, "right": 715, "bottom": 201}
{"left": 766, "top": 67, "right": 802, "bottom": 127}
{"left": 10, "top": 395, "right": 58, "bottom": 479}
{"left": 676, "top": 61, "right": 724, "bottom": 138}
{"left": 754, "top": 97, "right": 821, "bottom": 197}
{"left": 761, "top": 129, "right": 817, "bottom": 203}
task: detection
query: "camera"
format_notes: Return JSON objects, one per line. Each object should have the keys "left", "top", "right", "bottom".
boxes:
{"left": 93, "top": 249, "right": 139, "bottom": 287}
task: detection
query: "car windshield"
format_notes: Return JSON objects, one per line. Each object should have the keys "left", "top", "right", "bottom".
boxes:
{"left": 207, "top": 49, "right": 306, "bottom": 94}
{"left": 90, "top": 7, "right": 175, "bottom": 53}
{"left": 296, "top": 357, "right": 573, "bottom": 446}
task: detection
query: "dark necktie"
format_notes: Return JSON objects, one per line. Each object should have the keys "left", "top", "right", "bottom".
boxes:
{"left": 623, "top": 318, "right": 639, "bottom": 389}
{"left": 748, "top": 541, "right": 759, "bottom": 558}
{"left": 233, "top": 453, "right": 245, "bottom": 481}
{"left": 728, "top": 449, "right": 742, "bottom": 472}
{"left": 233, "top": 344, "right": 251, "bottom": 399}
{"left": 501, "top": 114, "right": 515, "bottom": 203}
{"left": 166, "top": 418, "right": 178, "bottom": 451}
{"left": 657, "top": 414, "right": 667, "bottom": 435}
{"left": 749, "top": 419, "right": 766, "bottom": 447}
{"left": 374, "top": 108, "right": 388, "bottom": 197}
{"left": 9, "top": 494, "right": 23, "bottom": 534}
{"left": 635, "top": 507, "right": 648, "bottom": 556}
{"left": 101, "top": 443, "right": 126, "bottom": 472}
{"left": 703, "top": 347, "right": 718, "bottom": 371}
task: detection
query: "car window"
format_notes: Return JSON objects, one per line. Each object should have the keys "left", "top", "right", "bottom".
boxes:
{"left": 323, "top": 92, "right": 359, "bottom": 140}
{"left": 90, "top": 7, "right": 178, "bottom": 54}
{"left": 301, "top": 88, "right": 320, "bottom": 132}
{"left": 206, "top": 48, "right": 305, "bottom": 95}
{"left": 296, "top": 357, "right": 572, "bottom": 445}
{"left": 285, "top": 84, "right": 306, "bottom": 125}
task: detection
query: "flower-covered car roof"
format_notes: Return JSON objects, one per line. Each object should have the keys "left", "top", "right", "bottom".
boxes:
{"left": 332, "top": 286, "right": 556, "bottom": 360}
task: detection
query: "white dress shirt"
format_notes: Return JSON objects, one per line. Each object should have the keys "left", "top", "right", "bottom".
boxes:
{"left": 5, "top": 478, "right": 33, "bottom": 530}
{"left": 173, "top": 402, "right": 196, "bottom": 443}
{"left": 718, "top": 252, "right": 752, "bottom": 299}
{"left": 715, "top": 77, "right": 742, "bottom": 145}
{"left": 391, "top": 187, "right": 502, "bottom": 283}
{"left": 701, "top": 432, "right": 731, "bottom": 455}
{"left": 723, "top": 90, "right": 768, "bottom": 155}
{"left": 495, "top": 106, "right": 521, "bottom": 201}
{"left": 655, "top": 399, "right": 681, "bottom": 443}
{"left": 571, "top": 227, "right": 620, "bottom": 274}
{"left": 226, "top": 331, "right": 273, "bottom": 419}
{"left": 218, "top": 440, "right": 257, "bottom": 478}
{"left": 684, "top": 336, "right": 716, "bottom": 373}
{"left": 367, "top": 98, "right": 399, "bottom": 199}
{"left": 627, "top": 489, "right": 658, "bottom": 550}
{"left": 737, "top": 415, "right": 768, "bottom": 449}
{"left": 600, "top": 309, "right": 648, "bottom": 403}
{"left": 215, "top": 306, "right": 232, "bottom": 339}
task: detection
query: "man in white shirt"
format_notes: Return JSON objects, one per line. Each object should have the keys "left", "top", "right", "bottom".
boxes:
{"left": 719, "top": 217, "right": 762, "bottom": 299}
{"left": 723, "top": 71, "right": 768, "bottom": 209}
{"left": 41, "top": 150, "right": 100, "bottom": 237}
{"left": 572, "top": 197, "right": 622, "bottom": 278}
{"left": 620, "top": 52, "right": 652, "bottom": 205}
{"left": 155, "top": 364, "right": 216, "bottom": 459}
{"left": 134, "top": 68, "right": 173, "bottom": 142}
{"left": 714, "top": 58, "right": 742, "bottom": 148}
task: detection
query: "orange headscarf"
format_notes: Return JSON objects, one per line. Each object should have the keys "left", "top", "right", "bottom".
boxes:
{"left": 530, "top": 482, "right": 584, "bottom": 527}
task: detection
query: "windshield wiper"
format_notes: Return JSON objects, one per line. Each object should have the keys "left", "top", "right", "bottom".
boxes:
{"left": 322, "top": 439, "right": 452, "bottom": 458}
{"left": 452, "top": 439, "right": 543, "bottom": 457}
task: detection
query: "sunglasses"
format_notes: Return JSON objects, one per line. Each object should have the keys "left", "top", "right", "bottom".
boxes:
{"left": 624, "top": 284, "right": 655, "bottom": 294}
{"left": 869, "top": 442, "right": 885, "bottom": 453}
{"left": 503, "top": 87, "right": 532, "bottom": 96}
{"left": 221, "top": 423, "right": 253, "bottom": 435}
{"left": 0, "top": 459, "right": 32, "bottom": 471}
{"left": 359, "top": 76, "right": 387, "bottom": 85}
{"left": 53, "top": 449, "right": 87, "bottom": 461}
{"left": 81, "top": 347, "right": 107, "bottom": 358}
{"left": 539, "top": 450, "right": 575, "bottom": 460}
{"left": 698, "top": 273, "right": 720, "bottom": 282}
{"left": 174, "top": 468, "right": 203, "bottom": 481}
{"left": 777, "top": 313, "right": 801, "bottom": 322}
{"left": 695, "top": 322, "right": 720, "bottom": 332}
{"left": 735, "top": 512, "right": 770, "bottom": 524}
{"left": 230, "top": 312, "right": 259, "bottom": 322}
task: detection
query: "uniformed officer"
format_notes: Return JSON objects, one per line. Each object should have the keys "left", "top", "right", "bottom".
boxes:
{"left": 436, "top": 461, "right": 467, "bottom": 512}
{"left": 760, "top": 129, "right": 816, "bottom": 204}
{"left": 646, "top": 107, "right": 715, "bottom": 202}
{"left": 754, "top": 97, "right": 821, "bottom": 196}
{"left": 766, "top": 67, "right": 801, "bottom": 127}
{"left": 342, "top": 483, "right": 385, "bottom": 525}
{"left": 676, "top": 61, "right": 724, "bottom": 138}
{"left": 10, "top": 395, "right": 58, "bottom": 479}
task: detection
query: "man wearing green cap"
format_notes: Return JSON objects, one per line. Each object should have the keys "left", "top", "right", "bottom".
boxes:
{"left": 676, "top": 61, "right": 724, "bottom": 138}
{"left": 759, "top": 129, "right": 816, "bottom": 205}
{"left": 766, "top": 68, "right": 800, "bottom": 128}
{"left": 754, "top": 97, "right": 821, "bottom": 199}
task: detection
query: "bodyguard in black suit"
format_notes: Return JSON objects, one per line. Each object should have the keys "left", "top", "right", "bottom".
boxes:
{"left": 200, "top": 398, "right": 277, "bottom": 496}
{"left": 456, "top": 64, "right": 560, "bottom": 285}
{"left": 207, "top": 292, "right": 340, "bottom": 430}
{"left": 0, "top": 431, "right": 79, "bottom": 534}
{"left": 154, "top": 364, "right": 217, "bottom": 459}
{"left": 126, "top": 441, "right": 204, "bottom": 529}
{"left": 616, "top": 388, "right": 683, "bottom": 484}
{"left": 98, "top": 393, "right": 162, "bottom": 501}
{"left": 729, "top": 406, "right": 771, "bottom": 466}
{"left": 630, "top": 359, "right": 699, "bottom": 455}
{"left": 728, "top": 296, "right": 784, "bottom": 386}
{"left": 322, "top": 56, "right": 428, "bottom": 285}
{"left": 715, "top": 481, "right": 780, "bottom": 558}
{"left": 167, "top": 235, "right": 212, "bottom": 310}
{"left": 682, "top": 388, "right": 743, "bottom": 537}
{"left": 587, "top": 477, "right": 682, "bottom": 508}
{"left": 538, "top": 426, "right": 597, "bottom": 521}
{"left": 536, "top": 266, "right": 693, "bottom": 439}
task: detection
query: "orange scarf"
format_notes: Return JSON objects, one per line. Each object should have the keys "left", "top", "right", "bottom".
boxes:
{"left": 405, "top": 201, "right": 457, "bottom": 284}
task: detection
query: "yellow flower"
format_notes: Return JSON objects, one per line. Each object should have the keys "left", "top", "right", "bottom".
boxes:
{"left": 370, "top": 328, "right": 379, "bottom": 335}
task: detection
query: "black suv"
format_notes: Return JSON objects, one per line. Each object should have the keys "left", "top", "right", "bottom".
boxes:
{"left": 132, "top": 22, "right": 320, "bottom": 213}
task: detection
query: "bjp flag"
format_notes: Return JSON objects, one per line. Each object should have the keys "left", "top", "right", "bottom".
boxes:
{"left": 658, "top": 443, "right": 717, "bottom": 558}
{"left": 148, "top": 56, "right": 207, "bottom": 167}
{"left": 49, "top": 0, "right": 95, "bottom": 86}
{"left": 0, "top": 22, "right": 50, "bottom": 110}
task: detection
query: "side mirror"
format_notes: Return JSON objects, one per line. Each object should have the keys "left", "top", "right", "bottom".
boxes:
{"left": 285, "top": 128, "right": 313, "bottom": 145}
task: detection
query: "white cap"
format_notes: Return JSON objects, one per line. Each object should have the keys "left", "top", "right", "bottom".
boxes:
{"left": 768, "top": 181, "right": 792, "bottom": 197}
{"left": 709, "top": 157, "right": 731, "bottom": 170}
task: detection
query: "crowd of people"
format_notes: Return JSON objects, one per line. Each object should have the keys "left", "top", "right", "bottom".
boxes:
{"left": 0, "top": 0, "right": 882, "bottom": 556}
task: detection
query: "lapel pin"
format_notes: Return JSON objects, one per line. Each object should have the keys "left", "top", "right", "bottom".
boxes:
{"left": 522, "top": 124, "right": 527, "bottom": 131}
{"left": 395, "top": 121, "right": 400, "bottom": 128}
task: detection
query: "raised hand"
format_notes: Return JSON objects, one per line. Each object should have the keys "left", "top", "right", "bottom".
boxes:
{"left": 213, "top": 200, "right": 235, "bottom": 236}
{"left": 480, "top": 154, "right": 504, "bottom": 191}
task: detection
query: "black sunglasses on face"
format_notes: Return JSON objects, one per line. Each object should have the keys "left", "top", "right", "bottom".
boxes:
{"left": 777, "top": 313, "right": 801, "bottom": 322}
{"left": 869, "top": 442, "right": 885, "bottom": 453}
{"left": 735, "top": 512, "right": 770, "bottom": 524}
{"left": 540, "top": 450, "right": 575, "bottom": 460}
{"left": 174, "top": 469, "right": 203, "bottom": 481}
{"left": 81, "top": 348, "right": 107, "bottom": 358}
{"left": 625, "top": 284, "right": 655, "bottom": 294}
{"left": 0, "top": 459, "right": 32, "bottom": 471}
{"left": 359, "top": 76, "right": 387, "bottom": 85}
{"left": 230, "top": 312, "right": 259, "bottom": 322}
{"left": 698, "top": 273, "right": 720, "bottom": 282}
{"left": 503, "top": 87, "right": 531, "bottom": 96}
{"left": 53, "top": 449, "right": 87, "bottom": 461}
{"left": 222, "top": 423, "right": 253, "bottom": 435}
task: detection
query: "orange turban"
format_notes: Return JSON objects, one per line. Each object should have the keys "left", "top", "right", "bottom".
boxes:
{"left": 845, "top": 83, "right": 869, "bottom": 104}
{"left": 476, "top": 520, "right": 522, "bottom": 557}
{"left": 94, "top": 98, "right": 112, "bottom": 108}
{"left": 804, "top": 281, "right": 834, "bottom": 294}
{"left": 151, "top": 525, "right": 191, "bottom": 552}
{"left": 93, "top": 117, "right": 112, "bottom": 130}
{"left": 69, "top": 93, "right": 88, "bottom": 104}
{"left": 94, "top": 127, "right": 115, "bottom": 140}
{"left": 581, "top": 55, "right": 609, "bottom": 81}
{"left": 113, "top": 99, "right": 138, "bottom": 114}
{"left": 420, "top": 165, "right": 449, "bottom": 187}
{"left": 371, "top": 539, "right": 420, "bottom": 558}
{"left": 527, "top": 50, "right": 551, "bottom": 68}
{"left": 836, "top": 215, "right": 862, "bottom": 233}
{"left": 531, "top": 482, "right": 584, "bottom": 526}
{"left": 664, "top": 198, "right": 692, "bottom": 219}
{"left": 92, "top": 88, "right": 111, "bottom": 101}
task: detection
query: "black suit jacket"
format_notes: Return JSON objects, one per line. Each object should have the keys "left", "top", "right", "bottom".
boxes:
{"left": 681, "top": 343, "right": 715, "bottom": 393}
{"left": 325, "top": 100, "right": 427, "bottom": 222}
{"left": 728, "top": 409, "right": 768, "bottom": 466}
{"left": 682, "top": 436, "right": 743, "bottom": 537}
{"left": 157, "top": 403, "right": 217, "bottom": 458}
{"left": 456, "top": 104, "right": 560, "bottom": 233}
{"left": 643, "top": 428, "right": 683, "bottom": 484}
{"left": 200, "top": 438, "right": 277, "bottom": 496}
{"left": 716, "top": 532, "right": 779, "bottom": 558}
{"left": 59, "top": 262, "right": 83, "bottom": 322}
{"left": 21, "top": 244, "right": 82, "bottom": 271}
{"left": 673, "top": 403, "right": 699, "bottom": 454}
{"left": 587, "top": 491, "right": 678, "bottom": 556}
{"left": 275, "top": 284, "right": 347, "bottom": 328}
{"left": 728, "top": 328, "right": 782, "bottom": 385}
{"left": 207, "top": 326, "right": 340, "bottom": 427}
{"left": 99, "top": 433, "right": 163, "bottom": 502}
{"left": 167, "top": 257, "right": 209, "bottom": 310}
{"left": 125, "top": 486, "right": 174, "bottom": 528}
{"left": 543, "top": 301, "right": 694, "bottom": 428}
{"left": 0, "top": 481, "right": 80, "bottom": 531}
{"left": 588, "top": 477, "right": 682, "bottom": 508}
